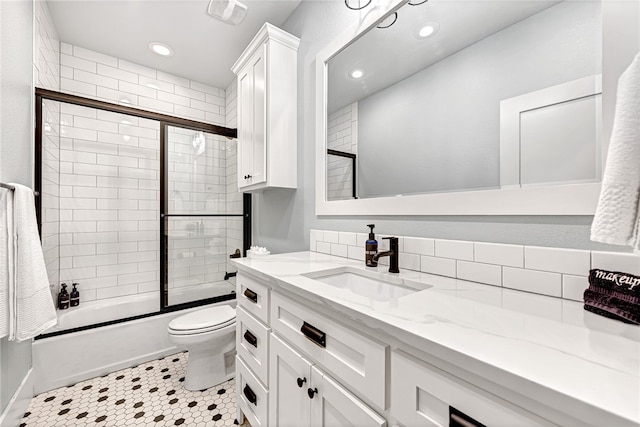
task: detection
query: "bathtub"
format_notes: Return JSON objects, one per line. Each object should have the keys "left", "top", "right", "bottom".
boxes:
{"left": 46, "top": 292, "right": 160, "bottom": 333}
{"left": 33, "top": 283, "right": 236, "bottom": 394}
{"left": 45, "top": 280, "right": 235, "bottom": 334}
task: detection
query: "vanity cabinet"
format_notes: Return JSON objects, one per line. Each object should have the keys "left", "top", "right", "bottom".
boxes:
{"left": 231, "top": 23, "right": 299, "bottom": 192}
{"left": 235, "top": 269, "right": 564, "bottom": 427}
{"left": 236, "top": 272, "right": 386, "bottom": 427}
{"left": 270, "top": 333, "right": 386, "bottom": 427}
{"left": 270, "top": 292, "right": 387, "bottom": 409}
{"left": 236, "top": 273, "right": 271, "bottom": 427}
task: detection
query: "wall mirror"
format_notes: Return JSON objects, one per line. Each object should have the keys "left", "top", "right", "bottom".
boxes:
{"left": 315, "top": 0, "right": 604, "bottom": 215}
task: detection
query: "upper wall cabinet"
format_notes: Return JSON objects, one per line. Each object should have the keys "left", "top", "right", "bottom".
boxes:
{"left": 232, "top": 23, "right": 300, "bottom": 192}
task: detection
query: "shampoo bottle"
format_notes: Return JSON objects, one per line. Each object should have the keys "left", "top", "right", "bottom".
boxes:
{"left": 58, "top": 284, "right": 70, "bottom": 310}
{"left": 365, "top": 224, "right": 378, "bottom": 267}
{"left": 70, "top": 283, "right": 80, "bottom": 307}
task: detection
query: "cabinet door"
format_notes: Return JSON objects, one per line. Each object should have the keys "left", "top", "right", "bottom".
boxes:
{"left": 310, "top": 366, "right": 386, "bottom": 427}
{"left": 237, "top": 45, "right": 267, "bottom": 190}
{"left": 237, "top": 63, "right": 254, "bottom": 188}
{"left": 391, "top": 350, "right": 554, "bottom": 427}
{"left": 269, "top": 334, "right": 312, "bottom": 427}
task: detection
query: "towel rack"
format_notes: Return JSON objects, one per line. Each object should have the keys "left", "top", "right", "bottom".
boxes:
{"left": 0, "top": 182, "right": 40, "bottom": 196}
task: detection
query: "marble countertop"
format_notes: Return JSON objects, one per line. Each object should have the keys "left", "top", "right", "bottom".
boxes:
{"left": 232, "top": 251, "right": 640, "bottom": 426}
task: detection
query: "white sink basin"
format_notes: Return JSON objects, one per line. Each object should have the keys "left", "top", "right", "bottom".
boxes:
{"left": 304, "top": 267, "right": 430, "bottom": 301}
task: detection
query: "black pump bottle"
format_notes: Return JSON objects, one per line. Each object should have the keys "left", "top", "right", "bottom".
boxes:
{"left": 58, "top": 284, "right": 70, "bottom": 310}
{"left": 70, "top": 283, "right": 80, "bottom": 307}
{"left": 365, "top": 224, "right": 378, "bottom": 267}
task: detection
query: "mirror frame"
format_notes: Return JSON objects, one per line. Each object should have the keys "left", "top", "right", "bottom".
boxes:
{"left": 315, "top": 0, "right": 603, "bottom": 216}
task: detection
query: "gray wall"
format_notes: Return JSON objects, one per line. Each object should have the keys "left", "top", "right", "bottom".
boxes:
{"left": 0, "top": 0, "right": 34, "bottom": 415}
{"left": 358, "top": 1, "right": 601, "bottom": 198}
{"left": 248, "top": 0, "right": 639, "bottom": 255}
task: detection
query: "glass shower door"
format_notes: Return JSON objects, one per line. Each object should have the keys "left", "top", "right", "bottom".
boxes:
{"left": 163, "top": 125, "right": 241, "bottom": 307}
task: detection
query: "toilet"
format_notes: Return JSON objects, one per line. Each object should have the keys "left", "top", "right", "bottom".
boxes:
{"left": 167, "top": 305, "right": 236, "bottom": 391}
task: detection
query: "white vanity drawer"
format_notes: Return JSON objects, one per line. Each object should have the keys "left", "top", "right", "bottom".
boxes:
{"left": 237, "top": 273, "right": 270, "bottom": 324}
{"left": 270, "top": 292, "right": 388, "bottom": 410}
{"left": 236, "top": 356, "right": 268, "bottom": 427}
{"left": 237, "top": 306, "right": 270, "bottom": 386}
{"left": 391, "top": 350, "right": 555, "bottom": 427}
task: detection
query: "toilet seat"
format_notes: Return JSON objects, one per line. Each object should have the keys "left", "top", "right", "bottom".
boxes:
{"left": 168, "top": 306, "right": 236, "bottom": 336}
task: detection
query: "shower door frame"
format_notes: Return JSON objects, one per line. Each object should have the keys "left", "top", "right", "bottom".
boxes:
{"left": 34, "top": 88, "right": 251, "bottom": 337}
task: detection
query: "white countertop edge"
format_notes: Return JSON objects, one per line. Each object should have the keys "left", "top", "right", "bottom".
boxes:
{"left": 232, "top": 251, "right": 640, "bottom": 426}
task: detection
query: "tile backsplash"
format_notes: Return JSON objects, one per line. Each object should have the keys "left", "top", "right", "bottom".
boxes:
{"left": 310, "top": 229, "right": 640, "bottom": 302}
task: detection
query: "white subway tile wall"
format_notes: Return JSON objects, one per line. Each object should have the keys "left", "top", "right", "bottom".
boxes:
{"left": 60, "top": 44, "right": 227, "bottom": 127}
{"left": 327, "top": 103, "right": 358, "bottom": 201}
{"left": 309, "top": 229, "right": 640, "bottom": 302}
{"left": 34, "top": 0, "right": 60, "bottom": 92}
{"left": 39, "top": 41, "right": 241, "bottom": 306}
{"left": 524, "top": 246, "right": 590, "bottom": 276}
{"left": 503, "top": 268, "right": 562, "bottom": 297}
{"left": 35, "top": 0, "right": 61, "bottom": 293}
{"left": 54, "top": 103, "right": 160, "bottom": 303}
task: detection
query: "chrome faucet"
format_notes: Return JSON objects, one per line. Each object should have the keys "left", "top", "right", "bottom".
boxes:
{"left": 372, "top": 237, "right": 399, "bottom": 273}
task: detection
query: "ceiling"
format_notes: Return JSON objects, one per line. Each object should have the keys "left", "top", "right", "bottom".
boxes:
{"left": 47, "top": 0, "right": 302, "bottom": 90}
{"left": 328, "top": 0, "right": 561, "bottom": 113}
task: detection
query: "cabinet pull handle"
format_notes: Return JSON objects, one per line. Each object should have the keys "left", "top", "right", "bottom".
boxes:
{"left": 307, "top": 387, "right": 318, "bottom": 399}
{"left": 301, "top": 322, "right": 326, "bottom": 348}
{"left": 243, "top": 330, "right": 258, "bottom": 348}
{"left": 296, "top": 377, "right": 307, "bottom": 388}
{"left": 243, "top": 385, "right": 257, "bottom": 405}
{"left": 243, "top": 288, "right": 258, "bottom": 303}
{"left": 450, "top": 407, "right": 486, "bottom": 427}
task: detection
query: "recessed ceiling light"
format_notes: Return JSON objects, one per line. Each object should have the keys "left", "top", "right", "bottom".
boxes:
{"left": 149, "top": 42, "right": 174, "bottom": 57}
{"left": 349, "top": 69, "right": 365, "bottom": 79}
{"left": 416, "top": 22, "right": 439, "bottom": 39}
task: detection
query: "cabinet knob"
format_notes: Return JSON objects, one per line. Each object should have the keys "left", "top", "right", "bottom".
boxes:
{"left": 307, "top": 387, "right": 318, "bottom": 399}
{"left": 296, "top": 377, "right": 307, "bottom": 388}
{"left": 247, "top": 174, "right": 252, "bottom": 179}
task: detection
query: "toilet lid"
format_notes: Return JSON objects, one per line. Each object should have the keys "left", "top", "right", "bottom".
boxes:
{"left": 168, "top": 306, "right": 236, "bottom": 334}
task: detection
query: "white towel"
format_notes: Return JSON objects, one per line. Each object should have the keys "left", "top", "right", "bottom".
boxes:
{"left": 591, "top": 52, "right": 640, "bottom": 251}
{"left": 0, "top": 188, "right": 12, "bottom": 339}
{"left": 10, "top": 184, "right": 57, "bottom": 341}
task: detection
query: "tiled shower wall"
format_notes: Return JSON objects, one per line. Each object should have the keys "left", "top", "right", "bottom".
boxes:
{"left": 310, "top": 229, "right": 640, "bottom": 302}
{"left": 55, "top": 103, "right": 161, "bottom": 302}
{"left": 35, "top": 0, "right": 61, "bottom": 290}
{"left": 39, "top": 39, "right": 241, "bottom": 304}
{"left": 327, "top": 103, "right": 358, "bottom": 201}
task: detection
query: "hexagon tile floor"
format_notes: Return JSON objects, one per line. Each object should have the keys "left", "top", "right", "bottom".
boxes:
{"left": 20, "top": 351, "right": 251, "bottom": 427}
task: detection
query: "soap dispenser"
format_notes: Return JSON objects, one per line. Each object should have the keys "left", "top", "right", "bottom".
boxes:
{"left": 365, "top": 224, "right": 378, "bottom": 267}
{"left": 57, "top": 284, "right": 70, "bottom": 310}
{"left": 70, "top": 283, "right": 80, "bottom": 307}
